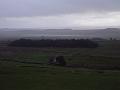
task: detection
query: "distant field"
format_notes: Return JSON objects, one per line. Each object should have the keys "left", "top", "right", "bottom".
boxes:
{"left": 1, "top": 40, "right": 120, "bottom": 69}
{"left": 0, "top": 40, "right": 120, "bottom": 90}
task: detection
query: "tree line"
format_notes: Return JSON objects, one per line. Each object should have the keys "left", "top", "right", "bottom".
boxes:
{"left": 9, "top": 39, "right": 98, "bottom": 48}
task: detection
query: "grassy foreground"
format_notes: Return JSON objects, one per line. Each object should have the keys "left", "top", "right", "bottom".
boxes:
{"left": 0, "top": 40, "right": 120, "bottom": 90}
{"left": 0, "top": 63, "right": 120, "bottom": 90}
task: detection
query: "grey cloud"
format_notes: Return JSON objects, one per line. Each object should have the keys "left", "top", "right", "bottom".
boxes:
{"left": 0, "top": 0, "right": 120, "bottom": 17}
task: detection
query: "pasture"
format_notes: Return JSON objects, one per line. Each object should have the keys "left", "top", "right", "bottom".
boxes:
{"left": 0, "top": 40, "right": 120, "bottom": 90}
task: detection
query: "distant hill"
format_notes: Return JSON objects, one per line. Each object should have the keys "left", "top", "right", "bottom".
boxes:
{"left": 0, "top": 28, "right": 120, "bottom": 40}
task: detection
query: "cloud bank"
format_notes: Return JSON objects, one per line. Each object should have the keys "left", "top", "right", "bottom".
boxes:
{"left": 0, "top": 0, "right": 120, "bottom": 29}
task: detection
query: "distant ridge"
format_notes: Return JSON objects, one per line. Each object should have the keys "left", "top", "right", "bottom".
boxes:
{"left": 0, "top": 28, "right": 120, "bottom": 40}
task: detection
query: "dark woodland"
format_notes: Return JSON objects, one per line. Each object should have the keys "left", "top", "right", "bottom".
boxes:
{"left": 9, "top": 39, "right": 98, "bottom": 48}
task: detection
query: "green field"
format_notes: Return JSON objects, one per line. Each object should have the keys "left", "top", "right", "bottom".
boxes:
{"left": 0, "top": 40, "right": 120, "bottom": 90}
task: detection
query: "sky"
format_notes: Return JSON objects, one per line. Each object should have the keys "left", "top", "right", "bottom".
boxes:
{"left": 0, "top": 0, "right": 120, "bottom": 29}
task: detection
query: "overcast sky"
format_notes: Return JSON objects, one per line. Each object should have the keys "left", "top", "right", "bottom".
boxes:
{"left": 0, "top": 0, "right": 120, "bottom": 29}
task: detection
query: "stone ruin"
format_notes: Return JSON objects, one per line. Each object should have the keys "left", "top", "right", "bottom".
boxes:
{"left": 48, "top": 56, "right": 66, "bottom": 66}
